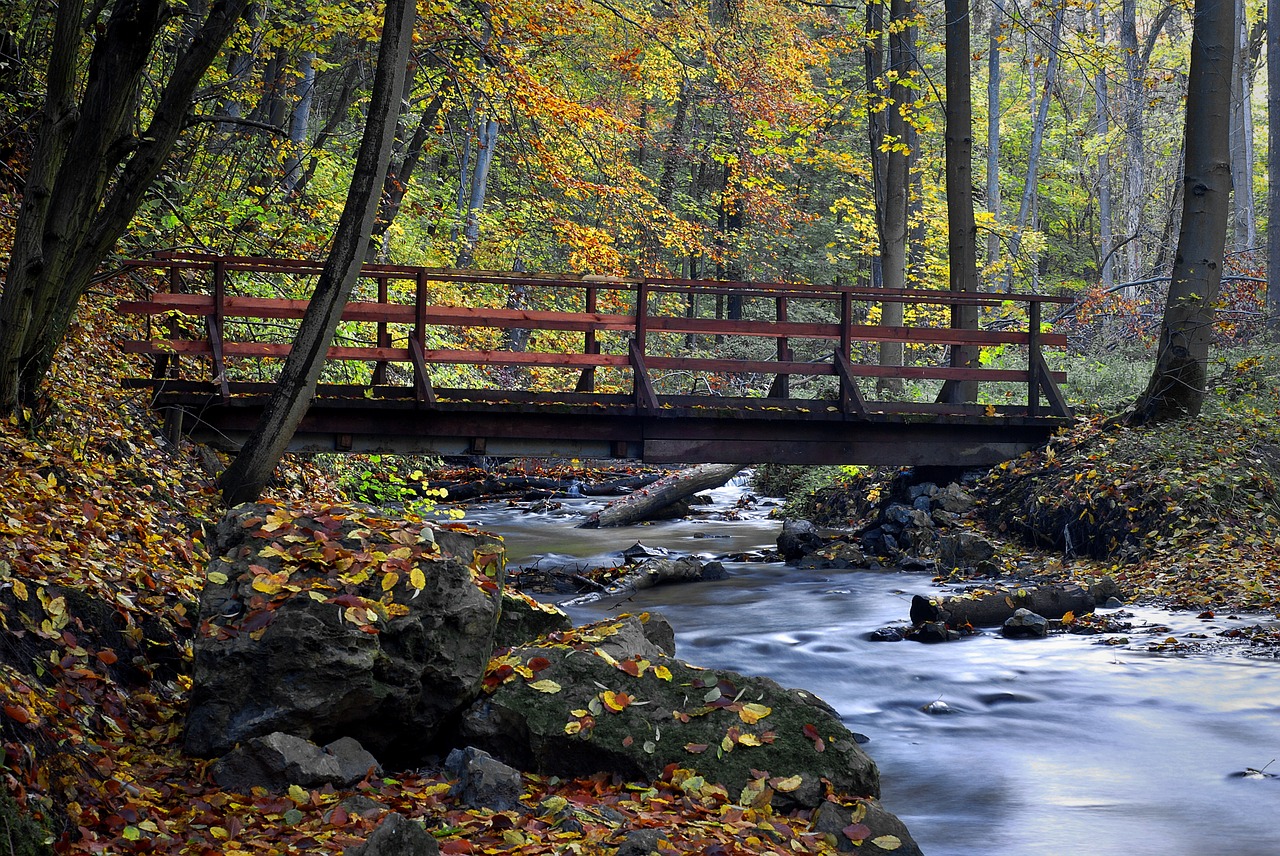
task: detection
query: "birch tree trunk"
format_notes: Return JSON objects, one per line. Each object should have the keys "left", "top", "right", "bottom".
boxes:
{"left": 1127, "top": 0, "right": 1235, "bottom": 425}
{"left": 457, "top": 118, "right": 499, "bottom": 268}
{"left": 1120, "top": 0, "right": 1145, "bottom": 285}
{"left": 219, "top": 0, "right": 417, "bottom": 504}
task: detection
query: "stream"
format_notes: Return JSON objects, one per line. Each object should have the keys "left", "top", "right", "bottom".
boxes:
{"left": 461, "top": 482, "right": 1280, "bottom": 856}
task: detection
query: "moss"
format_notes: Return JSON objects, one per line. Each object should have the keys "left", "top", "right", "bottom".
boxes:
{"left": 0, "top": 786, "right": 53, "bottom": 856}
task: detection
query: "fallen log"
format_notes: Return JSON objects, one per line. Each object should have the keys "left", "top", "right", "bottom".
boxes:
{"left": 561, "top": 557, "right": 727, "bottom": 606}
{"left": 579, "top": 463, "right": 745, "bottom": 528}
{"left": 909, "top": 583, "right": 1096, "bottom": 628}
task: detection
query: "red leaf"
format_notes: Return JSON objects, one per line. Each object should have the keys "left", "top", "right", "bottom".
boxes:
{"left": 527, "top": 656, "right": 551, "bottom": 674}
{"left": 619, "top": 659, "right": 641, "bottom": 677}
{"left": 843, "top": 822, "right": 871, "bottom": 842}
{"left": 440, "top": 840, "right": 472, "bottom": 854}
{"left": 803, "top": 723, "right": 825, "bottom": 752}
{"left": 96, "top": 650, "right": 119, "bottom": 665}
{"left": 3, "top": 704, "right": 31, "bottom": 724}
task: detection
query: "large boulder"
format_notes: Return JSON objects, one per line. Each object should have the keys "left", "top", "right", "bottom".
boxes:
{"left": 777, "top": 520, "right": 825, "bottom": 561}
{"left": 210, "top": 732, "right": 381, "bottom": 792}
{"left": 185, "top": 503, "right": 505, "bottom": 761}
{"left": 456, "top": 614, "right": 879, "bottom": 808}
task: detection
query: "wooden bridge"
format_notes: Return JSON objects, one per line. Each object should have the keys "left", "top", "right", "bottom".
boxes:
{"left": 115, "top": 253, "right": 1073, "bottom": 467}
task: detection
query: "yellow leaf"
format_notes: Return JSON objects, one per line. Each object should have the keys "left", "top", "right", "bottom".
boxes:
{"left": 207, "top": 571, "right": 229, "bottom": 585}
{"left": 563, "top": 721, "right": 582, "bottom": 734}
{"left": 872, "top": 835, "right": 902, "bottom": 850}
{"left": 738, "top": 703, "right": 772, "bottom": 724}
{"left": 737, "top": 733, "right": 763, "bottom": 746}
{"left": 11, "top": 580, "right": 27, "bottom": 601}
{"left": 287, "top": 784, "right": 309, "bottom": 805}
{"left": 410, "top": 567, "right": 426, "bottom": 590}
{"left": 529, "top": 679, "right": 562, "bottom": 693}
{"left": 653, "top": 665, "right": 672, "bottom": 681}
{"left": 772, "top": 774, "right": 803, "bottom": 792}
{"left": 381, "top": 572, "right": 399, "bottom": 591}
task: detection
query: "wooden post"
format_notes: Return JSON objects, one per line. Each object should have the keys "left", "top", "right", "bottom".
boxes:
{"left": 767, "top": 295, "right": 790, "bottom": 398}
{"left": 1027, "top": 299, "right": 1042, "bottom": 415}
{"left": 576, "top": 284, "right": 598, "bottom": 393}
{"left": 372, "top": 275, "right": 390, "bottom": 385}
{"left": 412, "top": 268, "right": 433, "bottom": 403}
{"left": 209, "top": 258, "right": 229, "bottom": 400}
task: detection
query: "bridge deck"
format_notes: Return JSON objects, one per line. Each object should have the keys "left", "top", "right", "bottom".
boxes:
{"left": 115, "top": 253, "right": 1073, "bottom": 466}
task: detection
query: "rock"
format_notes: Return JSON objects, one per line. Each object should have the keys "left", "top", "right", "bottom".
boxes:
{"left": 935, "top": 483, "right": 976, "bottom": 514}
{"left": 797, "top": 540, "right": 866, "bottom": 570}
{"left": 883, "top": 504, "right": 914, "bottom": 526}
{"left": 456, "top": 616, "right": 879, "bottom": 808}
{"left": 1089, "top": 576, "right": 1123, "bottom": 604}
{"left": 621, "top": 542, "right": 670, "bottom": 562}
{"left": 445, "top": 747, "right": 524, "bottom": 811}
{"left": 911, "top": 583, "right": 1097, "bottom": 629}
{"left": 699, "top": 560, "right": 729, "bottom": 581}
{"left": 1002, "top": 608, "right": 1049, "bottom": 639}
{"left": 616, "top": 828, "right": 670, "bottom": 856}
{"left": 908, "top": 482, "right": 937, "bottom": 500}
{"left": 868, "top": 627, "right": 904, "bottom": 642}
{"left": 777, "top": 520, "right": 825, "bottom": 561}
{"left": 811, "top": 799, "right": 924, "bottom": 855}
{"left": 494, "top": 590, "right": 572, "bottom": 649}
{"left": 912, "top": 495, "right": 932, "bottom": 512}
{"left": 911, "top": 621, "right": 956, "bottom": 643}
{"left": 920, "top": 700, "right": 952, "bottom": 714}
{"left": 344, "top": 812, "right": 439, "bottom": 856}
{"left": 210, "top": 732, "right": 381, "bottom": 792}
{"left": 185, "top": 504, "right": 504, "bottom": 761}
{"left": 936, "top": 532, "right": 996, "bottom": 567}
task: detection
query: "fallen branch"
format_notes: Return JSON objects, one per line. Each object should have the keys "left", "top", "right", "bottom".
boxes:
{"left": 561, "top": 557, "right": 727, "bottom": 606}
{"left": 909, "top": 581, "right": 1110, "bottom": 628}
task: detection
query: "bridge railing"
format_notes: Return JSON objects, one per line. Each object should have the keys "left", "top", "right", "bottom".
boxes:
{"left": 115, "top": 252, "right": 1072, "bottom": 418}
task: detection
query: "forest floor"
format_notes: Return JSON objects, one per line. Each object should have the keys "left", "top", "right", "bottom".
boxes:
{"left": 1, "top": 289, "right": 1278, "bottom": 852}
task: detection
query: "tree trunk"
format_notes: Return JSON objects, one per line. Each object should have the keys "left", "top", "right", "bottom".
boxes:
{"left": 939, "top": 0, "right": 980, "bottom": 404}
{"left": 1229, "top": 0, "right": 1258, "bottom": 252}
{"left": 1093, "top": 2, "right": 1115, "bottom": 289}
{"left": 580, "top": 464, "right": 744, "bottom": 528}
{"left": 368, "top": 89, "right": 447, "bottom": 263}
{"left": 282, "top": 50, "right": 317, "bottom": 194}
{"left": 986, "top": 0, "right": 1004, "bottom": 283}
{"left": 877, "top": 0, "right": 911, "bottom": 395}
{"left": 457, "top": 118, "right": 499, "bottom": 268}
{"left": 1269, "top": 0, "right": 1280, "bottom": 331}
{"left": 1120, "top": 0, "right": 1145, "bottom": 284}
{"left": 0, "top": 0, "right": 251, "bottom": 417}
{"left": 219, "top": 0, "right": 417, "bottom": 505}
{"left": 1127, "top": 0, "right": 1235, "bottom": 425}
{"left": 1006, "top": 0, "right": 1063, "bottom": 286}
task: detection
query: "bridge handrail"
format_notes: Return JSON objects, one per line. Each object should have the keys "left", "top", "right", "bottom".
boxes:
{"left": 115, "top": 253, "right": 1072, "bottom": 419}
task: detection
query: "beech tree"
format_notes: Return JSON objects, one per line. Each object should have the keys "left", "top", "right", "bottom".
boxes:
{"left": 1127, "top": 0, "right": 1235, "bottom": 424}
{"left": 0, "top": 0, "right": 251, "bottom": 417}
{"left": 219, "top": 0, "right": 417, "bottom": 505}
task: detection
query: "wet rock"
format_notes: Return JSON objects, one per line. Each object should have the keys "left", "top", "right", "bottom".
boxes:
{"left": 344, "top": 812, "right": 439, "bottom": 856}
{"left": 445, "top": 746, "right": 523, "bottom": 811}
{"left": 908, "top": 482, "right": 938, "bottom": 500}
{"left": 912, "top": 495, "right": 932, "bottom": 512}
{"left": 621, "top": 542, "right": 670, "bottom": 562}
{"left": 778, "top": 520, "right": 825, "bottom": 561}
{"left": 210, "top": 732, "right": 381, "bottom": 792}
{"left": 811, "top": 799, "right": 925, "bottom": 855}
{"left": 920, "top": 700, "right": 952, "bottom": 715}
{"left": 911, "top": 622, "right": 956, "bottom": 643}
{"left": 883, "top": 504, "right": 914, "bottom": 527}
{"left": 798, "top": 540, "right": 866, "bottom": 570}
{"left": 494, "top": 590, "right": 573, "bottom": 649}
{"left": 1089, "top": 576, "right": 1123, "bottom": 604}
{"left": 868, "top": 627, "right": 905, "bottom": 642}
{"left": 1002, "top": 608, "right": 1049, "bottom": 639}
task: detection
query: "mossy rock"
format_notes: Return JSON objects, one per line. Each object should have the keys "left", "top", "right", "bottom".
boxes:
{"left": 458, "top": 615, "right": 879, "bottom": 807}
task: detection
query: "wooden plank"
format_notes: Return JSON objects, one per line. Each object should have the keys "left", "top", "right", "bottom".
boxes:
{"left": 629, "top": 339, "right": 658, "bottom": 413}
{"left": 408, "top": 336, "right": 436, "bottom": 405}
{"left": 834, "top": 349, "right": 868, "bottom": 417}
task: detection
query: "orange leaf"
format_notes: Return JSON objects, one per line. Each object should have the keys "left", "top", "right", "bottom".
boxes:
{"left": 602, "top": 690, "right": 631, "bottom": 713}
{"left": 4, "top": 704, "right": 31, "bottom": 725}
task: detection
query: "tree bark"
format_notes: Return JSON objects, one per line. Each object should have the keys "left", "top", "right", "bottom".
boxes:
{"left": 580, "top": 464, "right": 744, "bottom": 528}
{"left": 1269, "top": 0, "right": 1280, "bottom": 331}
{"left": 986, "top": 0, "right": 1004, "bottom": 282}
{"left": 219, "top": 0, "right": 417, "bottom": 505}
{"left": 457, "top": 118, "right": 499, "bottom": 268}
{"left": 1127, "top": 0, "right": 1235, "bottom": 425}
{"left": 1229, "top": 0, "right": 1258, "bottom": 252}
{"left": 0, "top": 0, "right": 251, "bottom": 416}
{"left": 1006, "top": 0, "right": 1063, "bottom": 286}
{"left": 1092, "top": 2, "right": 1115, "bottom": 289}
{"left": 939, "top": 0, "right": 980, "bottom": 404}
{"left": 877, "top": 0, "right": 911, "bottom": 395}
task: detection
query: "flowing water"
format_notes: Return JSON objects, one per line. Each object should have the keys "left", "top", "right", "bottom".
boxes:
{"left": 462, "top": 484, "right": 1280, "bottom": 856}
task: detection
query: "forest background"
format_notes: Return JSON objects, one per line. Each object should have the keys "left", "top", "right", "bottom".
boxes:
{"left": 3, "top": 0, "right": 1277, "bottom": 408}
